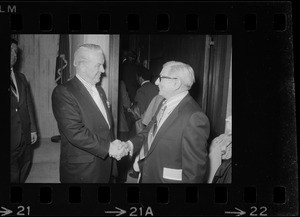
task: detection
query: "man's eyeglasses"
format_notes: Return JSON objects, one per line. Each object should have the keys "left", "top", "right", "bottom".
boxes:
{"left": 158, "top": 75, "right": 178, "bottom": 82}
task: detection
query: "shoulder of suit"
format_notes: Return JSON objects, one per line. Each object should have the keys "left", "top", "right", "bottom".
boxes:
{"left": 141, "top": 82, "right": 157, "bottom": 90}
{"left": 54, "top": 77, "right": 75, "bottom": 93}
{"left": 179, "top": 94, "right": 204, "bottom": 113}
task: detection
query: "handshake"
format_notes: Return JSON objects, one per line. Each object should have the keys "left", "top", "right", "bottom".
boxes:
{"left": 109, "top": 140, "right": 131, "bottom": 161}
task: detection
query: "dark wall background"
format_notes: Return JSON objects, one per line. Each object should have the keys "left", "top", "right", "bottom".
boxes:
{"left": 121, "top": 34, "right": 206, "bottom": 105}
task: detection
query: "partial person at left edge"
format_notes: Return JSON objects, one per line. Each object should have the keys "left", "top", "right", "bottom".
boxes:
{"left": 10, "top": 39, "right": 38, "bottom": 183}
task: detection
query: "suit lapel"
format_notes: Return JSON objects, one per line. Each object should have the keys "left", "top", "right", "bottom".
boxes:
{"left": 145, "top": 94, "right": 192, "bottom": 158}
{"left": 146, "top": 108, "right": 178, "bottom": 157}
{"left": 73, "top": 77, "right": 110, "bottom": 128}
{"left": 96, "top": 85, "right": 112, "bottom": 127}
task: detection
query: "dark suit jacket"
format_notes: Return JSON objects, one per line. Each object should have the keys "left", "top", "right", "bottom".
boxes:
{"left": 135, "top": 81, "right": 159, "bottom": 115}
{"left": 52, "top": 76, "right": 116, "bottom": 183}
{"left": 130, "top": 94, "right": 210, "bottom": 183}
{"left": 10, "top": 72, "right": 37, "bottom": 151}
{"left": 120, "top": 61, "right": 140, "bottom": 102}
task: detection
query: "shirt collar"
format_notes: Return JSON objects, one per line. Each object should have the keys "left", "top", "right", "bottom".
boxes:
{"left": 76, "top": 74, "right": 95, "bottom": 89}
{"left": 165, "top": 91, "right": 188, "bottom": 107}
{"left": 141, "top": 80, "right": 150, "bottom": 86}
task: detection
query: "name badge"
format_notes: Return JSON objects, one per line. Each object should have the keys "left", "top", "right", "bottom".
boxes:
{"left": 163, "top": 168, "right": 182, "bottom": 181}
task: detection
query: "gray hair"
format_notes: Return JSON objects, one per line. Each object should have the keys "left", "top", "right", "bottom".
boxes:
{"left": 162, "top": 61, "right": 195, "bottom": 89}
{"left": 73, "top": 44, "right": 103, "bottom": 67}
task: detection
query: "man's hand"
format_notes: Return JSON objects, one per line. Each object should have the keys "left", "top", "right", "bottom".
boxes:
{"left": 31, "top": 132, "right": 38, "bottom": 144}
{"left": 109, "top": 140, "right": 129, "bottom": 160}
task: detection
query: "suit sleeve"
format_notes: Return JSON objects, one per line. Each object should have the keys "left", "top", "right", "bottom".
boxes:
{"left": 182, "top": 112, "right": 210, "bottom": 183}
{"left": 120, "top": 81, "right": 131, "bottom": 109}
{"left": 21, "top": 74, "right": 37, "bottom": 132}
{"left": 129, "top": 117, "right": 155, "bottom": 155}
{"left": 134, "top": 89, "right": 147, "bottom": 115}
{"left": 52, "top": 85, "right": 109, "bottom": 159}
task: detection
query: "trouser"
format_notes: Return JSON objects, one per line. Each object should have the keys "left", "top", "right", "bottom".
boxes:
{"left": 11, "top": 135, "right": 33, "bottom": 183}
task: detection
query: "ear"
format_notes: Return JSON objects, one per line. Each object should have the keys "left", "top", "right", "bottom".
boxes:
{"left": 173, "top": 78, "right": 182, "bottom": 90}
{"left": 78, "top": 62, "right": 87, "bottom": 74}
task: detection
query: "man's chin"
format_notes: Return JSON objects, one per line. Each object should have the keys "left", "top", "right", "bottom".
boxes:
{"left": 95, "top": 78, "right": 101, "bottom": 85}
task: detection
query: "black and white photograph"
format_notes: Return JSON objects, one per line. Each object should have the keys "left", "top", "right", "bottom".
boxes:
{"left": 1, "top": 1, "right": 297, "bottom": 216}
{"left": 10, "top": 34, "right": 232, "bottom": 184}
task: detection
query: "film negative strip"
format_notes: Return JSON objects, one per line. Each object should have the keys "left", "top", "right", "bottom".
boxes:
{"left": 0, "top": 1, "right": 297, "bottom": 216}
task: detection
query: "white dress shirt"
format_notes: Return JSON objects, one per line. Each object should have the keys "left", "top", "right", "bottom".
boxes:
{"left": 11, "top": 68, "right": 19, "bottom": 101}
{"left": 76, "top": 74, "right": 110, "bottom": 128}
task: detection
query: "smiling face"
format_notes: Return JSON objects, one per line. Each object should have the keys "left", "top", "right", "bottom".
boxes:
{"left": 79, "top": 50, "right": 105, "bottom": 85}
{"left": 10, "top": 43, "right": 18, "bottom": 68}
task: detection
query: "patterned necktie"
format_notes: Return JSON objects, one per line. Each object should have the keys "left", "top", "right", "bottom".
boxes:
{"left": 152, "top": 102, "right": 167, "bottom": 135}
{"left": 140, "top": 100, "right": 167, "bottom": 159}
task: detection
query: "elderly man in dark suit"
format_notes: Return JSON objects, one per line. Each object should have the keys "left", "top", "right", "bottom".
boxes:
{"left": 10, "top": 39, "right": 38, "bottom": 183}
{"left": 52, "top": 44, "right": 127, "bottom": 183}
{"left": 120, "top": 61, "right": 210, "bottom": 183}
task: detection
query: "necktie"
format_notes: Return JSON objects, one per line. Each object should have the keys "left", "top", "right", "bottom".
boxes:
{"left": 152, "top": 102, "right": 167, "bottom": 135}
{"left": 10, "top": 70, "right": 19, "bottom": 101}
{"left": 139, "top": 100, "right": 167, "bottom": 159}
{"left": 91, "top": 86, "right": 110, "bottom": 128}
{"left": 11, "top": 76, "right": 17, "bottom": 93}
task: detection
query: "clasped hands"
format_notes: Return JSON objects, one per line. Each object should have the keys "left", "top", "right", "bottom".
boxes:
{"left": 109, "top": 140, "right": 130, "bottom": 161}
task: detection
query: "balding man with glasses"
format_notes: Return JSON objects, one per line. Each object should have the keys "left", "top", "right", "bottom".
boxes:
{"left": 121, "top": 61, "right": 210, "bottom": 183}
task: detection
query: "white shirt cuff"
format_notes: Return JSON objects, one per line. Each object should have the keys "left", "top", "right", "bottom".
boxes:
{"left": 126, "top": 140, "right": 134, "bottom": 156}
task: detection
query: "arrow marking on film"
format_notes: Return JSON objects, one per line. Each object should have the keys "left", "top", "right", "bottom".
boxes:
{"left": 105, "top": 207, "right": 126, "bottom": 216}
{"left": 225, "top": 207, "right": 246, "bottom": 216}
{"left": 0, "top": 207, "right": 13, "bottom": 216}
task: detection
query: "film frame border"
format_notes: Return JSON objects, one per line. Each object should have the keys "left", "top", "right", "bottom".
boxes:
{"left": 0, "top": 1, "right": 297, "bottom": 216}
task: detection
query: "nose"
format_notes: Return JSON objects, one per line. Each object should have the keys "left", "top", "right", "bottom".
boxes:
{"left": 155, "top": 77, "right": 160, "bottom": 85}
{"left": 99, "top": 65, "right": 105, "bottom": 74}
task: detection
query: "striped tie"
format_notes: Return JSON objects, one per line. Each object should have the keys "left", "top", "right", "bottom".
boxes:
{"left": 140, "top": 100, "right": 167, "bottom": 159}
{"left": 152, "top": 102, "right": 167, "bottom": 136}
